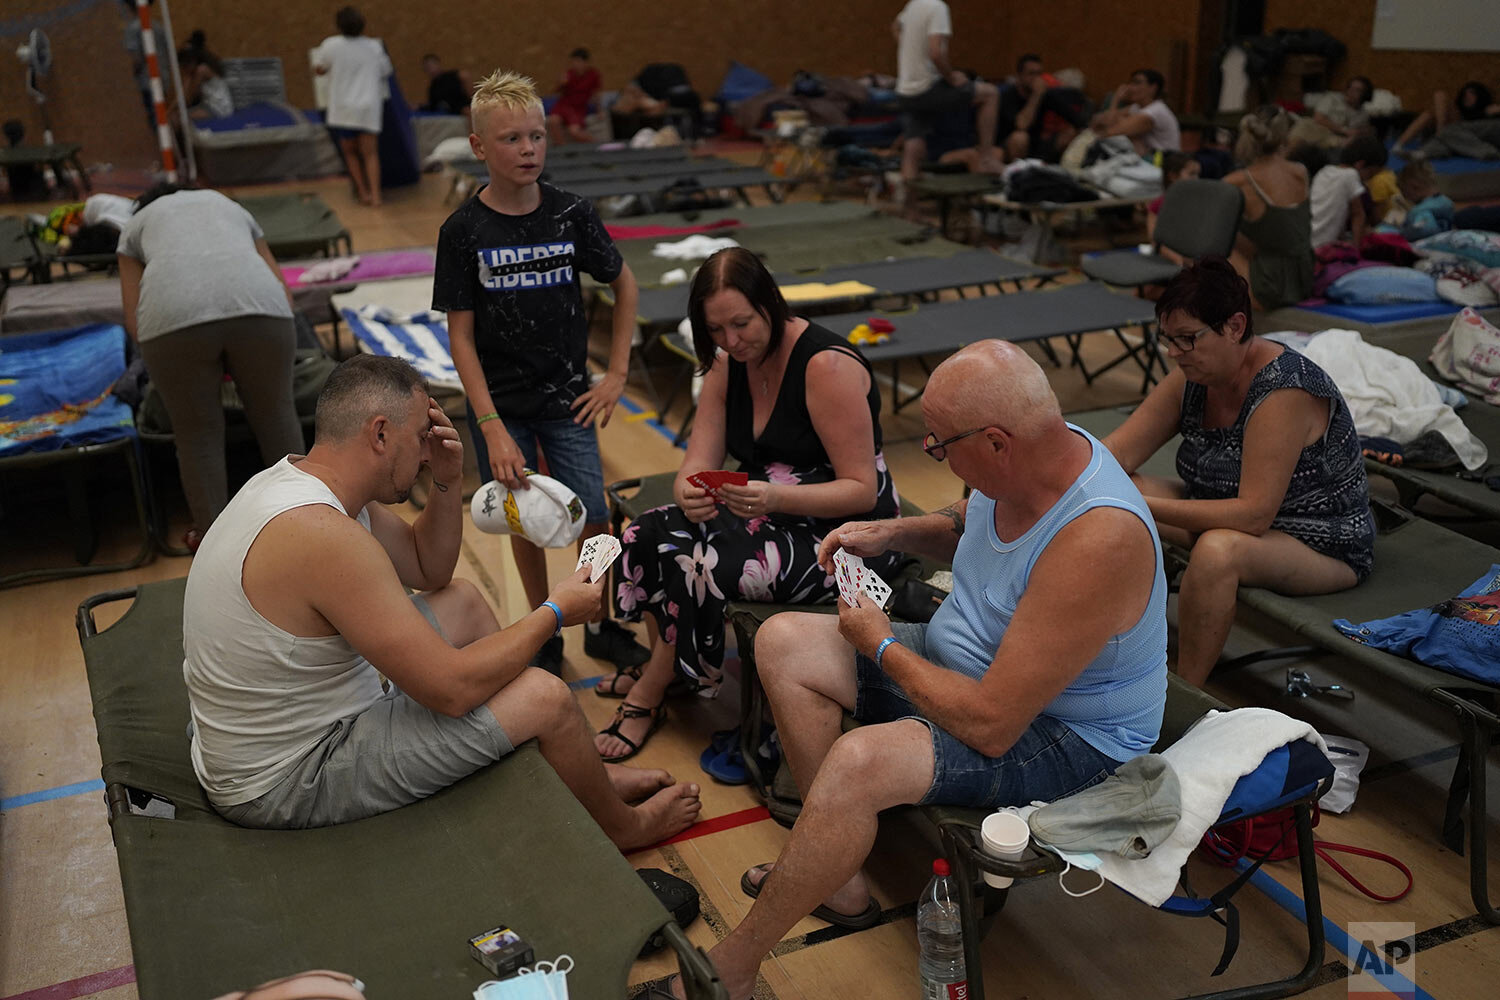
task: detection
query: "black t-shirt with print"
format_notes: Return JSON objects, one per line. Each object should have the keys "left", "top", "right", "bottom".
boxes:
{"left": 432, "top": 181, "right": 623, "bottom": 421}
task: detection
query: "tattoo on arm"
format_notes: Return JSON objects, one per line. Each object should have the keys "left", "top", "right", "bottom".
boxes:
{"left": 938, "top": 502, "right": 965, "bottom": 537}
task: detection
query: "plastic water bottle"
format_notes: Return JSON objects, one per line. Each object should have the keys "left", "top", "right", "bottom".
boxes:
{"left": 917, "top": 858, "right": 968, "bottom": 999}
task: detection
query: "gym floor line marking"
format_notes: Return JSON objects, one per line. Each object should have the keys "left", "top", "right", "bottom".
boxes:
{"left": 0, "top": 963, "right": 135, "bottom": 1000}
{"left": 629, "top": 806, "right": 773, "bottom": 854}
{"left": 0, "top": 778, "right": 104, "bottom": 813}
{"left": 1361, "top": 744, "right": 1462, "bottom": 784}
{"left": 1241, "top": 862, "right": 1436, "bottom": 1000}
{"left": 615, "top": 393, "right": 682, "bottom": 447}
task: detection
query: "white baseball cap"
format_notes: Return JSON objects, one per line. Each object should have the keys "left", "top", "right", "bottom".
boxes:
{"left": 470, "top": 473, "right": 587, "bottom": 548}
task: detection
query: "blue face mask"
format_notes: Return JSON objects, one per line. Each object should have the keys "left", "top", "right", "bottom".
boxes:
{"left": 473, "top": 956, "right": 573, "bottom": 1000}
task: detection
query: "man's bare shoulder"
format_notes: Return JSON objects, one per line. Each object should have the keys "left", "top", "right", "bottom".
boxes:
{"left": 244, "top": 503, "right": 390, "bottom": 604}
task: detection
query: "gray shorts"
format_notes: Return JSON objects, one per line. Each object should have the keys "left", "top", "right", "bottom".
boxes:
{"left": 215, "top": 596, "right": 515, "bottom": 829}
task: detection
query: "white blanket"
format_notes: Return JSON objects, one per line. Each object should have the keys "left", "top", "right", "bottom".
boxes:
{"left": 1299, "top": 328, "right": 1488, "bottom": 471}
{"left": 651, "top": 235, "right": 740, "bottom": 260}
{"left": 1089, "top": 708, "right": 1325, "bottom": 906}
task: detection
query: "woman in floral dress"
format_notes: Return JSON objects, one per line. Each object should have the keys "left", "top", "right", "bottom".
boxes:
{"left": 595, "top": 248, "right": 901, "bottom": 761}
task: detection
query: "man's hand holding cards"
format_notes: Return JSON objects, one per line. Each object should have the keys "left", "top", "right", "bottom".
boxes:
{"left": 832, "top": 547, "right": 893, "bottom": 609}
{"left": 576, "top": 534, "right": 622, "bottom": 583}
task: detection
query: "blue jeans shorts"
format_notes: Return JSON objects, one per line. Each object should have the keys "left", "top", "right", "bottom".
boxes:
{"left": 466, "top": 406, "right": 608, "bottom": 524}
{"left": 853, "top": 622, "right": 1120, "bottom": 809}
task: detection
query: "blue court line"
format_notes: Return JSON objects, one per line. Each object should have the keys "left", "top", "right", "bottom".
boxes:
{"left": 1, "top": 778, "right": 104, "bottom": 812}
{"left": 1240, "top": 862, "right": 1431, "bottom": 1000}
{"left": 614, "top": 394, "right": 683, "bottom": 448}
{"left": 569, "top": 674, "right": 604, "bottom": 691}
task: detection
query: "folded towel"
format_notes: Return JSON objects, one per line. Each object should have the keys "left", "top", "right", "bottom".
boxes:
{"left": 1086, "top": 708, "right": 1325, "bottom": 906}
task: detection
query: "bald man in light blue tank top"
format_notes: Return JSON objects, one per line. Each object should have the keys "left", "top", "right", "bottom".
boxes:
{"left": 682, "top": 341, "right": 1168, "bottom": 1000}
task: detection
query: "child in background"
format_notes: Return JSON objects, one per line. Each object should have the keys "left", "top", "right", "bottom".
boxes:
{"left": 1386, "top": 159, "right": 1455, "bottom": 240}
{"left": 432, "top": 70, "right": 648, "bottom": 674}
{"left": 1145, "top": 151, "right": 1200, "bottom": 245}
{"left": 548, "top": 48, "right": 601, "bottom": 145}
{"left": 1309, "top": 135, "right": 1387, "bottom": 248}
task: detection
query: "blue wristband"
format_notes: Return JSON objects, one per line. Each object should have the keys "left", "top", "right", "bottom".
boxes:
{"left": 874, "top": 635, "right": 899, "bottom": 669}
{"left": 541, "top": 600, "right": 564, "bottom": 637}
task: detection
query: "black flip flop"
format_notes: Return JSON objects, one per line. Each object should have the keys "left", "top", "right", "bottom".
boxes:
{"left": 739, "top": 864, "right": 882, "bottom": 930}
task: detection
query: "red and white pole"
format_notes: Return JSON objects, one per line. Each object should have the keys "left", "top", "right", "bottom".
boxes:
{"left": 135, "top": 0, "right": 177, "bottom": 181}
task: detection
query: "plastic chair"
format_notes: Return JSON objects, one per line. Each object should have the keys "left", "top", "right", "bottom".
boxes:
{"left": 1082, "top": 179, "right": 1244, "bottom": 288}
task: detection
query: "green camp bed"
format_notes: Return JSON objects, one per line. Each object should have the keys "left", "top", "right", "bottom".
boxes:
{"left": 76, "top": 578, "right": 726, "bottom": 999}
{"left": 1068, "top": 405, "right": 1500, "bottom": 925}
{"left": 235, "top": 192, "right": 353, "bottom": 259}
{"left": 0, "top": 142, "right": 89, "bottom": 198}
{"left": 545, "top": 156, "right": 750, "bottom": 185}
{"left": 607, "top": 200, "right": 874, "bottom": 232}
{"left": 1, "top": 214, "right": 44, "bottom": 289}
{"left": 908, "top": 173, "right": 1006, "bottom": 239}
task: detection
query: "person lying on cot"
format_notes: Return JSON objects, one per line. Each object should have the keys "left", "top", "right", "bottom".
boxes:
{"left": 653, "top": 340, "right": 1168, "bottom": 1000}
{"left": 181, "top": 355, "right": 700, "bottom": 849}
{"left": 1103, "top": 258, "right": 1373, "bottom": 687}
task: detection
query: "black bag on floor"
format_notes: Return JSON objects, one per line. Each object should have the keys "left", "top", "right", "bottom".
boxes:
{"left": 636, "top": 868, "right": 701, "bottom": 956}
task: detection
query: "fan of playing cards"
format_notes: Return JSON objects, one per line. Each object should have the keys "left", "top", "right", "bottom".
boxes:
{"left": 833, "top": 548, "right": 893, "bottom": 609}
{"left": 687, "top": 469, "right": 749, "bottom": 502}
{"left": 576, "top": 534, "right": 623, "bottom": 583}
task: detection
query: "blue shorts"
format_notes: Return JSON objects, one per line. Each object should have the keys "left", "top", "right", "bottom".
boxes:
{"left": 853, "top": 622, "right": 1120, "bottom": 809}
{"left": 329, "top": 126, "right": 377, "bottom": 144}
{"left": 465, "top": 406, "right": 608, "bottom": 524}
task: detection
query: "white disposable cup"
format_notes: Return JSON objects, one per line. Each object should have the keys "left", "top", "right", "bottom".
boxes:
{"left": 980, "top": 809, "right": 1031, "bottom": 889}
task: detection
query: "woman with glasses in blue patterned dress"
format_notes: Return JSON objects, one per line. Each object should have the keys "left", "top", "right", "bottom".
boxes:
{"left": 1102, "top": 256, "right": 1373, "bottom": 686}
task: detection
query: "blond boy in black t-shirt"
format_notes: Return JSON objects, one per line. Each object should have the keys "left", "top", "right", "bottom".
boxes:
{"left": 433, "top": 69, "right": 646, "bottom": 674}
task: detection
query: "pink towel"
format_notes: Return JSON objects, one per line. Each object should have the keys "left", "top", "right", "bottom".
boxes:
{"left": 285, "top": 249, "right": 436, "bottom": 286}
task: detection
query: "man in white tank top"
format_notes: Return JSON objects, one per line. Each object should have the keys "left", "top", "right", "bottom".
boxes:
{"left": 668, "top": 342, "right": 1166, "bottom": 1000}
{"left": 183, "top": 355, "right": 699, "bottom": 848}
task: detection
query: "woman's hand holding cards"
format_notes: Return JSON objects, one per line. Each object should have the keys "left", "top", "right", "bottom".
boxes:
{"left": 675, "top": 481, "right": 719, "bottom": 523}
{"left": 717, "top": 479, "right": 778, "bottom": 520}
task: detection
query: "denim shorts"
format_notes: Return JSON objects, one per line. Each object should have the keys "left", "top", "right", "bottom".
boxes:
{"left": 466, "top": 406, "right": 608, "bottom": 524}
{"left": 214, "top": 595, "right": 516, "bottom": 829}
{"left": 854, "top": 622, "right": 1120, "bottom": 809}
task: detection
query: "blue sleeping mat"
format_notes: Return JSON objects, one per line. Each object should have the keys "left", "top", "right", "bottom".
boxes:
{"left": 0, "top": 323, "right": 135, "bottom": 457}
{"left": 1297, "top": 300, "right": 1461, "bottom": 324}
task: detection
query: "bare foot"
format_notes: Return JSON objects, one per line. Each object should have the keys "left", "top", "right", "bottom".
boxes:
{"left": 743, "top": 862, "right": 872, "bottom": 918}
{"left": 594, "top": 699, "right": 664, "bottom": 760}
{"left": 605, "top": 762, "right": 674, "bottom": 802}
{"left": 618, "top": 782, "right": 701, "bottom": 851}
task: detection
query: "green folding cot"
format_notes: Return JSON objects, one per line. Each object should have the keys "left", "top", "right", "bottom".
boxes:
{"left": 235, "top": 192, "right": 353, "bottom": 259}
{"left": 1067, "top": 406, "right": 1499, "bottom": 925}
{"left": 76, "top": 578, "right": 726, "bottom": 999}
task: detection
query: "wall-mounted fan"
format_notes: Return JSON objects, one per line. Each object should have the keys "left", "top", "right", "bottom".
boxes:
{"left": 15, "top": 28, "right": 54, "bottom": 142}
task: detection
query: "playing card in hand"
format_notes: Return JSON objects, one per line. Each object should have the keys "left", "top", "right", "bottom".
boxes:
{"left": 833, "top": 547, "right": 893, "bottom": 609}
{"left": 688, "top": 470, "right": 749, "bottom": 503}
{"left": 576, "top": 535, "right": 623, "bottom": 583}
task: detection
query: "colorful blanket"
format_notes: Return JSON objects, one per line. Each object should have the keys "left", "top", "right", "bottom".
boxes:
{"left": 0, "top": 323, "right": 135, "bottom": 457}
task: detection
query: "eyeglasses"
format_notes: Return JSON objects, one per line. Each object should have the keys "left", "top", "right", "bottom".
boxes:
{"left": 923, "top": 428, "right": 985, "bottom": 462}
{"left": 1158, "top": 323, "right": 1216, "bottom": 353}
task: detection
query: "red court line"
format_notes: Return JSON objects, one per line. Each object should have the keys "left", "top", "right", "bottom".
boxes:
{"left": 3, "top": 965, "right": 136, "bottom": 1000}
{"left": 629, "top": 805, "right": 772, "bottom": 854}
